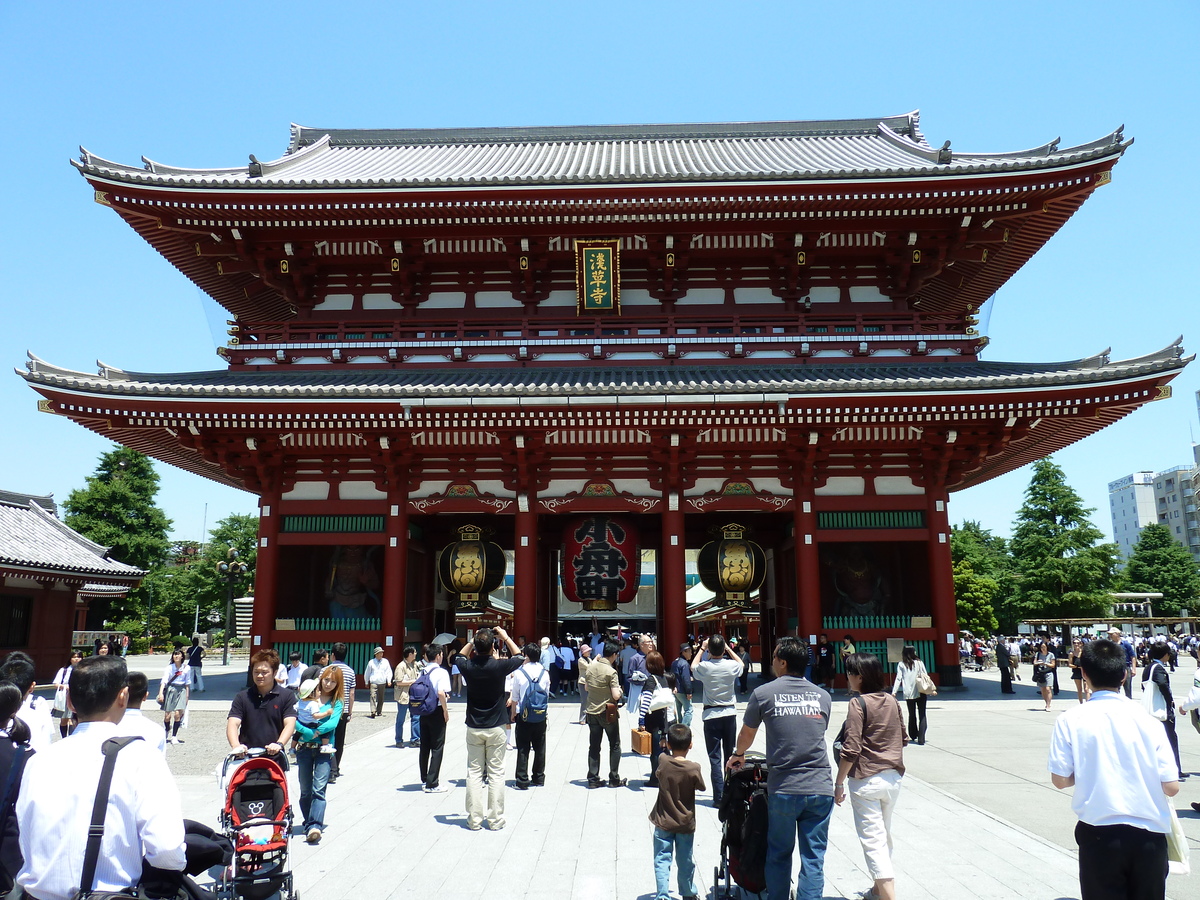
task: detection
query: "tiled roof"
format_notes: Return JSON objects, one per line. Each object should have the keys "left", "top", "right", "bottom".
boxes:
{"left": 22, "top": 341, "right": 1188, "bottom": 402}
{"left": 73, "top": 112, "right": 1130, "bottom": 189}
{"left": 0, "top": 495, "right": 144, "bottom": 583}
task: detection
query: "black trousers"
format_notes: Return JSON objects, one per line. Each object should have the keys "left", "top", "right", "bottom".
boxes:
{"left": 1164, "top": 717, "right": 1182, "bottom": 778}
{"left": 1075, "top": 821, "right": 1167, "bottom": 900}
{"left": 332, "top": 713, "right": 349, "bottom": 774}
{"left": 904, "top": 695, "right": 928, "bottom": 743}
{"left": 141, "top": 819, "right": 233, "bottom": 897}
{"left": 514, "top": 718, "right": 547, "bottom": 785}
{"left": 419, "top": 712, "right": 446, "bottom": 788}
{"left": 999, "top": 662, "right": 1014, "bottom": 693}
{"left": 703, "top": 715, "right": 737, "bottom": 802}
{"left": 586, "top": 712, "right": 621, "bottom": 781}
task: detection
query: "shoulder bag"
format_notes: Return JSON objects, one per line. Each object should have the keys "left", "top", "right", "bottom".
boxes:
{"left": 1142, "top": 663, "right": 1168, "bottom": 722}
{"left": 70, "top": 736, "right": 144, "bottom": 900}
{"left": 915, "top": 663, "right": 937, "bottom": 696}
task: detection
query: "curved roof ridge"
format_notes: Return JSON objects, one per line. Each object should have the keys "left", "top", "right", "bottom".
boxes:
{"left": 1108, "top": 337, "right": 1188, "bottom": 367}
{"left": 140, "top": 156, "right": 245, "bottom": 176}
{"left": 257, "top": 134, "right": 332, "bottom": 177}
{"left": 290, "top": 114, "right": 921, "bottom": 149}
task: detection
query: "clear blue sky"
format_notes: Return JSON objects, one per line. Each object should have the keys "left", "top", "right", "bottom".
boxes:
{"left": 2, "top": 2, "right": 1197, "bottom": 543}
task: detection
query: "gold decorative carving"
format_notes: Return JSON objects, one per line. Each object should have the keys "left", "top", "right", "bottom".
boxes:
{"left": 93, "top": 190, "right": 110, "bottom": 205}
{"left": 1156, "top": 385, "right": 1173, "bottom": 401}
{"left": 36, "top": 399, "right": 54, "bottom": 414}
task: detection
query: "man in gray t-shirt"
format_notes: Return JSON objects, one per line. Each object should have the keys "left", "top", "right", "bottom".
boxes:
{"left": 729, "top": 636, "right": 833, "bottom": 900}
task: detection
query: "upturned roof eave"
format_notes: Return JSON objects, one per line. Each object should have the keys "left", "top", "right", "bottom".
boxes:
{"left": 20, "top": 347, "right": 1190, "bottom": 403}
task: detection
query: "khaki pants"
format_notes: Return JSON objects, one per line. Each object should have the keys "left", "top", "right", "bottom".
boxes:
{"left": 368, "top": 683, "right": 387, "bottom": 716}
{"left": 465, "top": 726, "right": 507, "bottom": 829}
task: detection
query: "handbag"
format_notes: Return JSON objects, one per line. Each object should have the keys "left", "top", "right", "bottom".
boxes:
{"left": 1168, "top": 803, "right": 1190, "bottom": 875}
{"left": 1142, "top": 664, "right": 1168, "bottom": 722}
{"left": 916, "top": 664, "right": 937, "bottom": 697}
{"left": 604, "top": 701, "right": 619, "bottom": 725}
{"left": 70, "top": 736, "right": 144, "bottom": 900}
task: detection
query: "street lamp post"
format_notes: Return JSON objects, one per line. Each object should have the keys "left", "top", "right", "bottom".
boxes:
{"left": 216, "top": 548, "right": 250, "bottom": 666}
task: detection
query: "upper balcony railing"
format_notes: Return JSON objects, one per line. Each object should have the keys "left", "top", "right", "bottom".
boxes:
{"left": 222, "top": 310, "right": 983, "bottom": 367}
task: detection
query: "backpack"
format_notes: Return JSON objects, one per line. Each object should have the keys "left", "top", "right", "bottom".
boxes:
{"left": 409, "top": 669, "right": 440, "bottom": 717}
{"left": 518, "top": 666, "right": 549, "bottom": 723}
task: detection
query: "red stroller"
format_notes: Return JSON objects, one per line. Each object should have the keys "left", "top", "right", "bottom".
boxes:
{"left": 217, "top": 753, "right": 297, "bottom": 900}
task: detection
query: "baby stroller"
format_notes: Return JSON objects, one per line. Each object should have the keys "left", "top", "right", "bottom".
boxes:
{"left": 217, "top": 752, "right": 297, "bottom": 900}
{"left": 715, "top": 753, "right": 769, "bottom": 899}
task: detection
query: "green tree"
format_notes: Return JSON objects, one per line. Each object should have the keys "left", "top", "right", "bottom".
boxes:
{"left": 156, "top": 514, "right": 259, "bottom": 637}
{"left": 951, "top": 520, "right": 1018, "bottom": 631}
{"left": 1009, "top": 457, "right": 1120, "bottom": 620}
{"left": 64, "top": 447, "right": 173, "bottom": 626}
{"left": 953, "top": 559, "right": 1000, "bottom": 636}
{"left": 1119, "top": 523, "right": 1200, "bottom": 616}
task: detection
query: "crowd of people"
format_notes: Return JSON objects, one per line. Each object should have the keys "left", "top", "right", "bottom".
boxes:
{"left": 0, "top": 625, "right": 1189, "bottom": 900}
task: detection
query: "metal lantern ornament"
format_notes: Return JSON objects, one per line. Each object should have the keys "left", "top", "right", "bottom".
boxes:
{"left": 698, "top": 523, "right": 766, "bottom": 609}
{"left": 438, "top": 525, "right": 506, "bottom": 613}
{"left": 561, "top": 515, "right": 641, "bottom": 611}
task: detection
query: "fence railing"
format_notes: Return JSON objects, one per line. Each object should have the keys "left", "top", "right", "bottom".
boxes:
{"left": 284, "top": 618, "right": 382, "bottom": 632}
{"left": 822, "top": 616, "right": 914, "bottom": 630}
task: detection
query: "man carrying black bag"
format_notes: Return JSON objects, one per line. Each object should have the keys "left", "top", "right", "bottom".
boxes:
{"left": 15, "top": 655, "right": 224, "bottom": 900}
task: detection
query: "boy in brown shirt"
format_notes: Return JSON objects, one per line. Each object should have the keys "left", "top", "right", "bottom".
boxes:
{"left": 649, "top": 723, "right": 706, "bottom": 900}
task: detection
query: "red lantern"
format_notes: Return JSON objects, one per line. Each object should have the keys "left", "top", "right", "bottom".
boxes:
{"left": 561, "top": 516, "right": 641, "bottom": 611}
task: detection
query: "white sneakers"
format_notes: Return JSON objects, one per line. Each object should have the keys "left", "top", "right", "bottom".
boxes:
{"left": 305, "top": 827, "right": 322, "bottom": 843}
{"left": 423, "top": 784, "right": 449, "bottom": 793}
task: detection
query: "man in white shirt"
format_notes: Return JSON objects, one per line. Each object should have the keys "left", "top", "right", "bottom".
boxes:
{"left": 1, "top": 652, "right": 54, "bottom": 753}
{"left": 1048, "top": 639, "right": 1179, "bottom": 900}
{"left": 510, "top": 643, "right": 551, "bottom": 789}
{"left": 115, "top": 671, "right": 167, "bottom": 753}
{"left": 691, "top": 633, "right": 744, "bottom": 807}
{"left": 365, "top": 646, "right": 393, "bottom": 718}
{"left": 17, "top": 655, "right": 186, "bottom": 900}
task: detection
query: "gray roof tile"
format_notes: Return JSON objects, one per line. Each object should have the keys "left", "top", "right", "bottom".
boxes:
{"left": 0, "top": 496, "right": 144, "bottom": 582}
{"left": 74, "top": 114, "right": 1130, "bottom": 190}
{"left": 22, "top": 342, "right": 1189, "bottom": 402}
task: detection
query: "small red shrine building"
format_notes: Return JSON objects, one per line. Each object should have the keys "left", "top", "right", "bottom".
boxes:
{"left": 0, "top": 490, "right": 143, "bottom": 678}
{"left": 23, "top": 113, "right": 1187, "bottom": 683}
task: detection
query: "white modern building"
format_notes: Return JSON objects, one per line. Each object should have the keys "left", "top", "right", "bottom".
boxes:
{"left": 1108, "top": 471, "right": 1158, "bottom": 559}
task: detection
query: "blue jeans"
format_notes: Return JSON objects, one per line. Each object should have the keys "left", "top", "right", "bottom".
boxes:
{"left": 395, "top": 701, "right": 420, "bottom": 743}
{"left": 652, "top": 827, "right": 696, "bottom": 900}
{"left": 295, "top": 746, "right": 331, "bottom": 831}
{"left": 674, "top": 694, "right": 693, "bottom": 727}
{"left": 765, "top": 792, "right": 834, "bottom": 900}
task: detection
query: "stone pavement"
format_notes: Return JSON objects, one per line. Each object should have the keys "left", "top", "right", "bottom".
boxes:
{"left": 112, "top": 653, "right": 1200, "bottom": 900}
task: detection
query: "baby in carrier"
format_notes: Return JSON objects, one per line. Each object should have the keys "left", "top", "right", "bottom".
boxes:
{"left": 294, "top": 679, "right": 335, "bottom": 754}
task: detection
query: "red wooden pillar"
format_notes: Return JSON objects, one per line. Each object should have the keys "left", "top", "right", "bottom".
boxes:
{"left": 794, "top": 485, "right": 822, "bottom": 645}
{"left": 926, "top": 489, "right": 962, "bottom": 686}
{"left": 661, "top": 496, "right": 687, "bottom": 658}
{"left": 514, "top": 506, "right": 538, "bottom": 642}
{"left": 381, "top": 484, "right": 409, "bottom": 664}
{"left": 251, "top": 488, "right": 282, "bottom": 649}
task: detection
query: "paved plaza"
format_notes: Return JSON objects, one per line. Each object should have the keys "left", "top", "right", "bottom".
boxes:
{"left": 111, "top": 655, "right": 1200, "bottom": 900}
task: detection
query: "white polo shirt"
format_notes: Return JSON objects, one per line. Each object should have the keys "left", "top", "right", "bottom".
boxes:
{"left": 1047, "top": 690, "right": 1176, "bottom": 833}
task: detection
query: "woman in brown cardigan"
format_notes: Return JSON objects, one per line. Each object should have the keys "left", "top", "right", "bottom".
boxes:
{"left": 835, "top": 653, "right": 907, "bottom": 900}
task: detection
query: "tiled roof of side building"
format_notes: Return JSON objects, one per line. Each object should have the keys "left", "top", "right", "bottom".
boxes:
{"left": 21, "top": 341, "right": 1188, "bottom": 401}
{"left": 73, "top": 112, "right": 1131, "bottom": 189}
{"left": 0, "top": 495, "right": 144, "bottom": 582}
